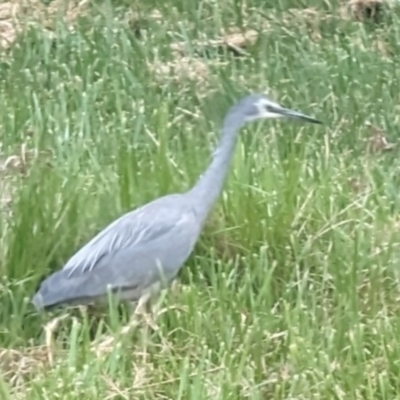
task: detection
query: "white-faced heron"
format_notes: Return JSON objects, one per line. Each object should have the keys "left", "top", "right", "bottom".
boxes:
{"left": 32, "top": 94, "right": 321, "bottom": 312}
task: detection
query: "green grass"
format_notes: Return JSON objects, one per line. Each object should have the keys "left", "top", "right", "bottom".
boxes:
{"left": 1, "top": 0, "right": 400, "bottom": 398}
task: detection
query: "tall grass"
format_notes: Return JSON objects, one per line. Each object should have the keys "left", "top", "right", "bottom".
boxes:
{"left": 1, "top": 0, "right": 400, "bottom": 398}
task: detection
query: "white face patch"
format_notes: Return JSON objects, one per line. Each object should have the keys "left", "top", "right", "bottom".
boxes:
{"left": 244, "top": 98, "right": 285, "bottom": 121}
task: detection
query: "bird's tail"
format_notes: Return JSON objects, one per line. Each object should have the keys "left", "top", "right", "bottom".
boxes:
{"left": 31, "top": 269, "right": 77, "bottom": 311}
{"left": 31, "top": 291, "right": 45, "bottom": 311}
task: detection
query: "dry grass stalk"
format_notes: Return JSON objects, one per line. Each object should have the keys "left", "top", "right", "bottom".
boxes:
{"left": 0, "top": 0, "right": 90, "bottom": 49}
{"left": 149, "top": 57, "right": 211, "bottom": 83}
{"left": 0, "top": 345, "right": 50, "bottom": 387}
{"left": 341, "top": 0, "right": 387, "bottom": 22}
{"left": 0, "top": 140, "right": 54, "bottom": 216}
{"left": 285, "top": 7, "right": 325, "bottom": 41}
{"left": 347, "top": 177, "right": 368, "bottom": 193}
{"left": 171, "top": 29, "right": 259, "bottom": 57}
{"left": 364, "top": 122, "right": 396, "bottom": 153}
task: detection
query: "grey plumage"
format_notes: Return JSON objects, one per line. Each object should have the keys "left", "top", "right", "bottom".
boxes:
{"left": 32, "top": 94, "right": 321, "bottom": 311}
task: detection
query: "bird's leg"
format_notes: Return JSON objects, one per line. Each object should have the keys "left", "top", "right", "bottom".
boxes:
{"left": 150, "top": 286, "right": 171, "bottom": 317}
{"left": 133, "top": 292, "right": 159, "bottom": 330}
{"left": 44, "top": 314, "right": 69, "bottom": 365}
{"left": 151, "top": 280, "right": 182, "bottom": 317}
{"left": 92, "top": 300, "right": 143, "bottom": 356}
{"left": 134, "top": 292, "right": 152, "bottom": 316}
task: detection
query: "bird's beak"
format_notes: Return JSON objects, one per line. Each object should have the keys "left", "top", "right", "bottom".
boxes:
{"left": 272, "top": 106, "right": 322, "bottom": 125}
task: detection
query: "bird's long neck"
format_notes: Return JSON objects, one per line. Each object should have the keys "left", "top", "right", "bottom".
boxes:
{"left": 187, "top": 111, "right": 245, "bottom": 224}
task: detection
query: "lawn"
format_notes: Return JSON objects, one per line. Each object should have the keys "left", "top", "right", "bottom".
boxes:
{"left": 1, "top": 0, "right": 400, "bottom": 398}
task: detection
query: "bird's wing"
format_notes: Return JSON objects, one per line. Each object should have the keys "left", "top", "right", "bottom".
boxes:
{"left": 63, "top": 194, "right": 189, "bottom": 278}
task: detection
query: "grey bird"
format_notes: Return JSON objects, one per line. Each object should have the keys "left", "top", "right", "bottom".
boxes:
{"left": 32, "top": 94, "right": 321, "bottom": 313}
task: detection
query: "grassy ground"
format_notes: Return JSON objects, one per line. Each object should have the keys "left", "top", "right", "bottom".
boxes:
{"left": 1, "top": 0, "right": 400, "bottom": 398}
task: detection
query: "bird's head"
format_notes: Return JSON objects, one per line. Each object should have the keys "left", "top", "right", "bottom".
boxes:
{"left": 239, "top": 94, "right": 322, "bottom": 125}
